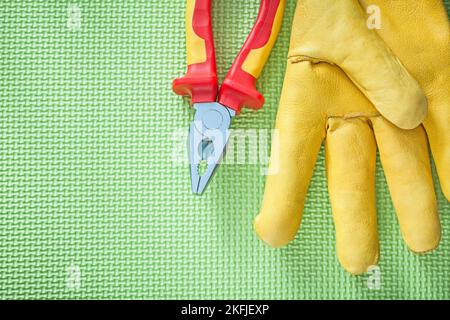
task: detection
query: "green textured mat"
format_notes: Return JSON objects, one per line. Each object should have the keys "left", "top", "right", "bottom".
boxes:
{"left": 1, "top": 0, "right": 449, "bottom": 300}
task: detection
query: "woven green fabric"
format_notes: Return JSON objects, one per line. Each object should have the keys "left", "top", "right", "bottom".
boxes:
{"left": 0, "top": 0, "right": 449, "bottom": 300}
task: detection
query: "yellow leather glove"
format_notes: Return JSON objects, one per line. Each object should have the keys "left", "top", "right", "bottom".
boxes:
{"left": 254, "top": 0, "right": 450, "bottom": 275}
{"left": 359, "top": 0, "right": 450, "bottom": 205}
{"left": 287, "top": 0, "right": 428, "bottom": 130}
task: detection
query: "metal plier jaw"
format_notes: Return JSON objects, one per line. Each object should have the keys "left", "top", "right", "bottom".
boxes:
{"left": 189, "top": 103, "right": 235, "bottom": 194}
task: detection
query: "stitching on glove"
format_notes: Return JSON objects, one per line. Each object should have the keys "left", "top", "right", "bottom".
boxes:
{"left": 288, "top": 54, "right": 334, "bottom": 66}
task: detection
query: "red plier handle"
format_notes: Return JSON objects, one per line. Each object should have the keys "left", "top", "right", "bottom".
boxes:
{"left": 172, "top": 0, "right": 285, "bottom": 114}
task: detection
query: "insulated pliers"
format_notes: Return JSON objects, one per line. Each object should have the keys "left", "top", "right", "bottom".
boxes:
{"left": 173, "top": 0, "right": 285, "bottom": 194}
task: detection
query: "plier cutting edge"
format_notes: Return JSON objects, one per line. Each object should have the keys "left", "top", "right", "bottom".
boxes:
{"left": 173, "top": 0, "right": 285, "bottom": 194}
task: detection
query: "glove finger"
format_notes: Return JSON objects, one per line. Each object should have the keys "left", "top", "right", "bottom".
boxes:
{"left": 325, "top": 117, "right": 379, "bottom": 275}
{"left": 424, "top": 98, "right": 450, "bottom": 201}
{"left": 254, "top": 62, "right": 324, "bottom": 248}
{"left": 290, "top": 0, "right": 427, "bottom": 129}
{"left": 371, "top": 116, "right": 440, "bottom": 253}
